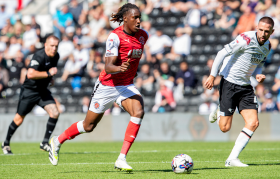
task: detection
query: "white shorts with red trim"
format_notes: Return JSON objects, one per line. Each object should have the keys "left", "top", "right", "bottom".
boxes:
{"left": 89, "top": 79, "right": 141, "bottom": 113}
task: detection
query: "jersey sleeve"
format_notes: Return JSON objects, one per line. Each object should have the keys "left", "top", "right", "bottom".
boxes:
{"left": 105, "top": 33, "right": 120, "bottom": 57}
{"left": 28, "top": 53, "right": 42, "bottom": 70}
{"left": 224, "top": 34, "right": 248, "bottom": 55}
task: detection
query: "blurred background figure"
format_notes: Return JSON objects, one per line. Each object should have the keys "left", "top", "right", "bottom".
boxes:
{"left": 261, "top": 93, "right": 278, "bottom": 112}
{"left": 199, "top": 97, "right": 218, "bottom": 115}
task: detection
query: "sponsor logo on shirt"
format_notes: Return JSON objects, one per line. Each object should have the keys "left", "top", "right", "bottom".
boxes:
{"left": 131, "top": 49, "right": 143, "bottom": 58}
{"left": 251, "top": 53, "right": 264, "bottom": 63}
{"left": 30, "top": 60, "right": 39, "bottom": 66}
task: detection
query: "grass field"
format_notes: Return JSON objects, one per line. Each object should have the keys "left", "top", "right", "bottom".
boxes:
{"left": 1, "top": 142, "right": 280, "bottom": 178}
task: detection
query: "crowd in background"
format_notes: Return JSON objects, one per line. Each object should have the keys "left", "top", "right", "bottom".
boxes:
{"left": 0, "top": 0, "right": 280, "bottom": 115}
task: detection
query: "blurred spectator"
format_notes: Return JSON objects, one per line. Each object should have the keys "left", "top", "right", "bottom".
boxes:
{"left": 30, "top": 15, "right": 40, "bottom": 30}
{"left": 73, "top": 26, "right": 82, "bottom": 42}
{"left": 0, "top": 64, "right": 9, "bottom": 96}
{"left": 0, "top": 52, "right": 7, "bottom": 69}
{"left": 13, "top": 22, "right": 24, "bottom": 40}
{"left": 154, "top": 61, "right": 175, "bottom": 89}
{"left": 175, "top": 61, "right": 196, "bottom": 88}
{"left": 261, "top": 93, "right": 278, "bottom": 112}
{"left": 22, "top": 20, "right": 38, "bottom": 56}
{"left": 61, "top": 41, "right": 89, "bottom": 91}
{"left": 232, "top": 6, "right": 256, "bottom": 37}
{"left": 88, "top": 5, "right": 107, "bottom": 40}
{"left": 65, "top": 26, "right": 75, "bottom": 40}
{"left": 199, "top": 98, "right": 218, "bottom": 115}
{"left": 141, "top": 20, "right": 156, "bottom": 37}
{"left": 168, "top": 0, "right": 194, "bottom": 13}
{"left": 82, "top": 96, "right": 90, "bottom": 113}
{"left": 256, "top": 83, "right": 267, "bottom": 104}
{"left": 69, "top": 0, "right": 83, "bottom": 25}
{"left": 254, "top": 0, "right": 275, "bottom": 15}
{"left": 146, "top": 29, "right": 172, "bottom": 61}
{"left": 240, "top": 0, "right": 259, "bottom": 13}
{"left": 4, "top": 36, "right": 21, "bottom": 60}
{"left": 0, "top": 4, "right": 11, "bottom": 30}
{"left": 215, "top": 6, "right": 236, "bottom": 30}
{"left": 58, "top": 35, "right": 74, "bottom": 61}
{"left": 80, "top": 26, "right": 94, "bottom": 49}
{"left": 152, "top": 82, "right": 176, "bottom": 113}
{"left": 184, "top": 2, "right": 205, "bottom": 28}
{"left": 165, "top": 27, "right": 191, "bottom": 61}
{"left": 87, "top": 51, "right": 104, "bottom": 78}
{"left": 10, "top": 7, "right": 21, "bottom": 25}
{"left": 53, "top": 5, "right": 74, "bottom": 39}
{"left": 135, "top": 63, "right": 154, "bottom": 92}
{"left": 8, "top": 51, "right": 25, "bottom": 81}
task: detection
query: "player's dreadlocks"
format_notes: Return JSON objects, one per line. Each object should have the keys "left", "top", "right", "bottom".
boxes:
{"left": 110, "top": 3, "right": 140, "bottom": 25}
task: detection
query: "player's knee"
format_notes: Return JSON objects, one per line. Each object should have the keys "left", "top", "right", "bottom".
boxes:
{"left": 133, "top": 109, "right": 144, "bottom": 118}
{"left": 220, "top": 125, "right": 230, "bottom": 133}
{"left": 50, "top": 111, "right": 60, "bottom": 119}
{"left": 248, "top": 120, "right": 259, "bottom": 129}
{"left": 14, "top": 115, "right": 24, "bottom": 126}
{"left": 84, "top": 123, "right": 97, "bottom": 133}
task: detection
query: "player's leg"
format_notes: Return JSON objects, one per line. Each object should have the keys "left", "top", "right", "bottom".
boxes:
{"left": 225, "top": 87, "right": 258, "bottom": 167}
{"left": 2, "top": 113, "right": 26, "bottom": 154}
{"left": 114, "top": 94, "right": 144, "bottom": 172}
{"left": 2, "top": 88, "right": 37, "bottom": 154}
{"left": 49, "top": 80, "right": 115, "bottom": 165}
{"left": 49, "top": 110, "right": 104, "bottom": 165}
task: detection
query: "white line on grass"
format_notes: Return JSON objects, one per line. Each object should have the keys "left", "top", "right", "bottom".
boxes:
{"left": 1, "top": 148, "right": 280, "bottom": 156}
{"left": 1, "top": 160, "right": 279, "bottom": 166}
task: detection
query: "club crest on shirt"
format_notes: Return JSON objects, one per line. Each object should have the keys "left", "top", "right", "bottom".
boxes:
{"left": 139, "top": 36, "right": 145, "bottom": 45}
{"left": 94, "top": 102, "right": 100, "bottom": 109}
{"left": 107, "top": 39, "right": 115, "bottom": 50}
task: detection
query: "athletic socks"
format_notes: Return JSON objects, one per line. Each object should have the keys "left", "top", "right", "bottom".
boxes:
{"left": 227, "top": 127, "right": 254, "bottom": 161}
{"left": 57, "top": 121, "right": 86, "bottom": 145}
{"left": 118, "top": 117, "right": 142, "bottom": 159}
{"left": 4, "top": 121, "right": 19, "bottom": 146}
{"left": 42, "top": 117, "right": 58, "bottom": 144}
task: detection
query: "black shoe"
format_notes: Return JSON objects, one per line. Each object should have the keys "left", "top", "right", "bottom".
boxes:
{"left": 40, "top": 142, "right": 51, "bottom": 152}
{"left": 2, "top": 142, "right": 13, "bottom": 155}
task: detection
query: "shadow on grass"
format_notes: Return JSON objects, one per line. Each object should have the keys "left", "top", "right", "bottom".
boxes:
{"left": 248, "top": 163, "right": 280, "bottom": 166}
{"left": 194, "top": 167, "right": 230, "bottom": 171}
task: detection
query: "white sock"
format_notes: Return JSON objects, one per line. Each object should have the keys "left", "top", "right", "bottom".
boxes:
{"left": 54, "top": 136, "right": 61, "bottom": 148}
{"left": 77, "top": 120, "right": 86, "bottom": 133}
{"left": 118, "top": 153, "right": 126, "bottom": 160}
{"left": 227, "top": 127, "right": 253, "bottom": 161}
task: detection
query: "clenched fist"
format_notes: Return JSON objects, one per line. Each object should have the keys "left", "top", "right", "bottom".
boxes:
{"left": 256, "top": 74, "right": 266, "bottom": 83}
{"left": 119, "top": 61, "right": 130, "bottom": 72}
{"left": 49, "top": 67, "right": 57, "bottom": 76}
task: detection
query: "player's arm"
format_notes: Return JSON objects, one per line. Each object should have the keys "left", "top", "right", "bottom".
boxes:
{"left": 104, "top": 33, "right": 130, "bottom": 73}
{"left": 27, "top": 57, "right": 57, "bottom": 80}
{"left": 253, "top": 64, "right": 266, "bottom": 83}
{"left": 205, "top": 35, "right": 247, "bottom": 89}
{"left": 105, "top": 56, "right": 130, "bottom": 73}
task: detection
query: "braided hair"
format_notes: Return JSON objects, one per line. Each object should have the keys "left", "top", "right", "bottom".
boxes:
{"left": 110, "top": 3, "right": 140, "bottom": 25}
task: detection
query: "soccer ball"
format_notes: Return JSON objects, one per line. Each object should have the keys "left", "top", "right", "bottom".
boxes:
{"left": 171, "top": 154, "right": 193, "bottom": 174}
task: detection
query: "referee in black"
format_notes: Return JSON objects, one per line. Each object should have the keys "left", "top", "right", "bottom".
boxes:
{"left": 2, "top": 35, "right": 60, "bottom": 154}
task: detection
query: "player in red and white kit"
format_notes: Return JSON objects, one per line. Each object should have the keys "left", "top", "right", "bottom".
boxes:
{"left": 48, "top": 3, "right": 148, "bottom": 172}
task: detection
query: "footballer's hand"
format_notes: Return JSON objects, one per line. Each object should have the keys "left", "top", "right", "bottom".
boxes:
{"left": 204, "top": 75, "right": 215, "bottom": 90}
{"left": 49, "top": 67, "right": 58, "bottom": 76}
{"left": 256, "top": 74, "right": 266, "bottom": 83}
{"left": 120, "top": 62, "right": 130, "bottom": 72}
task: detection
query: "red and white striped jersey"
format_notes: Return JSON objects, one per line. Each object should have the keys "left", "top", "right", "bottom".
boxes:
{"left": 99, "top": 25, "right": 149, "bottom": 86}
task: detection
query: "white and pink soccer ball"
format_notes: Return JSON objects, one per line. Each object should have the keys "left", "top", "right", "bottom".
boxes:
{"left": 171, "top": 154, "right": 194, "bottom": 174}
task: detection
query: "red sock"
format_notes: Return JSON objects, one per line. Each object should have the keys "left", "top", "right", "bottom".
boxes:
{"left": 120, "top": 121, "right": 141, "bottom": 155}
{"left": 58, "top": 122, "right": 80, "bottom": 144}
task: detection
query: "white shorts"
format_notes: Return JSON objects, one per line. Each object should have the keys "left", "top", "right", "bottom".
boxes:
{"left": 89, "top": 80, "right": 141, "bottom": 113}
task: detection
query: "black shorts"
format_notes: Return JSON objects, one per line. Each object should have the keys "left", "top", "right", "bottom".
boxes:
{"left": 17, "top": 87, "right": 55, "bottom": 116}
{"left": 219, "top": 78, "right": 258, "bottom": 116}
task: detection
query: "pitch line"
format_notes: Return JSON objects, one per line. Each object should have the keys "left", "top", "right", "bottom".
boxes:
{"left": 1, "top": 148, "right": 280, "bottom": 156}
{"left": 1, "top": 160, "right": 279, "bottom": 166}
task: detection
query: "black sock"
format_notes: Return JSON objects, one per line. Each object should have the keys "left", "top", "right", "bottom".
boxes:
{"left": 42, "top": 117, "right": 58, "bottom": 143}
{"left": 4, "top": 121, "right": 19, "bottom": 146}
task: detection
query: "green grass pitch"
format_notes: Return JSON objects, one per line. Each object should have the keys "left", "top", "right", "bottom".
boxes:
{"left": 1, "top": 142, "right": 279, "bottom": 178}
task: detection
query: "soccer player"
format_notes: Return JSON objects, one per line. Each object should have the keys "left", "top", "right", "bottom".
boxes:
{"left": 1, "top": 35, "right": 60, "bottom": 154}
{"left": 205, "top": 17, "right": 274, "bottom": 167}
{"left": 48, "top": 3, "right": 148, "bottom": 172}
